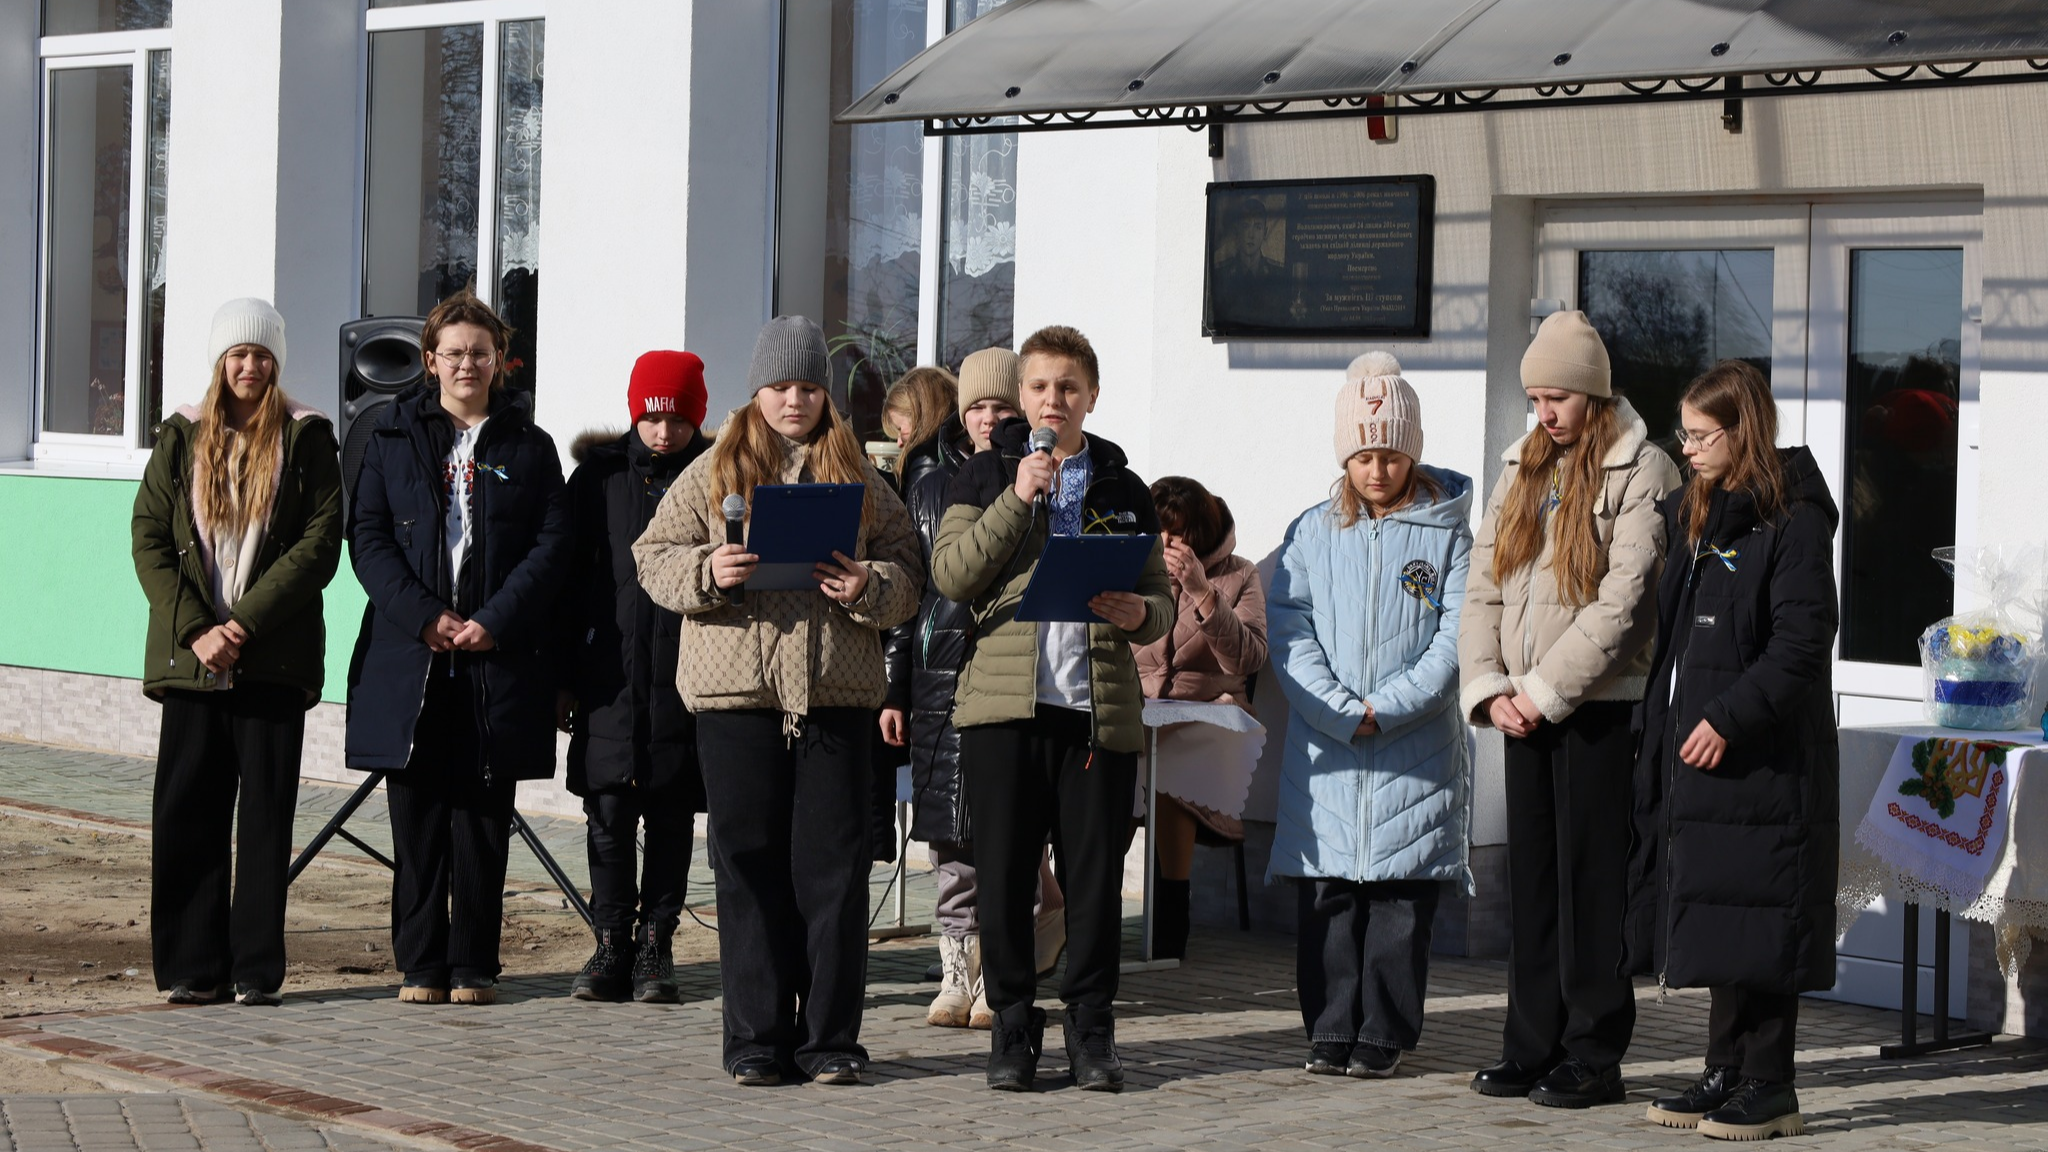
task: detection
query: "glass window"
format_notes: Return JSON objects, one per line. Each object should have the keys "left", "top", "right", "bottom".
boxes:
{"left": 141, "top": 49, "right": 170, "bottom": 445}
{"left": 368, "top": 0, "right": 469, "bottom": 6}
{"left": 363, "top": 24, "right": 483, "bottom": 319}
{"left": 42, "top": 0, "right": 170, "bottom": 35}
{"left": 42, "top": 65, "right": 133, "bottom": 437}
{"left": 936, "top": 0, "right": 1015, "bottom": 369}
{"left": 1577, "top": 250, "right": 1774, "bottom": 460}
{"left": 494, "top": 19, "right": 544, "bottom": 386}
{"left": 1841, "top": 248, "right": 1963, "bottom": 666}
{"left": 824, "top": 0, "right": 927, "bottom": 438}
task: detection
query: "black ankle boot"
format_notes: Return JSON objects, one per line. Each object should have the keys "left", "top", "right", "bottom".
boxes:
{"left": 571, "top": 926, "right": 633, "bottom": 1001}
{"left": 631, "top": 919, "right": 679, "bottom": 1004}
{"left": 1062, "top": 1005, "right": 1125, "bottom": 1092}
{"left": 986, "top": 1004, "right": 1046, "bottom": 1091}
{"left": 1153, "top": 878, "right": 1190, "bottom": 960}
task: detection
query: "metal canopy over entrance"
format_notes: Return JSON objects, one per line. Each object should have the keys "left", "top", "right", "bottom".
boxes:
{"left": 839, "top": 0, "right": 2048, "bottom": 136}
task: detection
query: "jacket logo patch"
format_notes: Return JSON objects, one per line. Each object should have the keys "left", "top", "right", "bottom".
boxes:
{"left": 1695, "top": 614, "right": 1717, "bottom": 627}
{"left": 1083, "top": 508, "right": 1138, "bottom": 534}
{"left": 1400, "top": 559, "right": 1445, "bottom": 612}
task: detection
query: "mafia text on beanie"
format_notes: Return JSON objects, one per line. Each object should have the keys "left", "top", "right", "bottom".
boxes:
{"left": 1334, "top": 350, "right": 1424, "bottom": 467}
{"left": 955, "top": 347, "right": 1021, "bottom": 418}
{"left": 207, "top": 298, "right": 288, "bottom": 377}
{"left": 1520, "top": 309, "right": 1612, "bottom": 398}
{"left": 628, "top": 350, "right": 708, "bottom": 427}
{"left": 747, "top": 316, "right": 841, "bottom": 408}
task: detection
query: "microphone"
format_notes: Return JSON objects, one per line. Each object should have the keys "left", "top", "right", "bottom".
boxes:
{"left": 721, "top": 494, "right": 747, "bottom": 607}
{"left": 1028, "top": 425, "right": 1058, "bottom": 520}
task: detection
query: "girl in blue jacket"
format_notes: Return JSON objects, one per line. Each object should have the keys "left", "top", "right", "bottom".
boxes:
{"left": 1268, "top": 352, "right": 1473, "bottom": 1079}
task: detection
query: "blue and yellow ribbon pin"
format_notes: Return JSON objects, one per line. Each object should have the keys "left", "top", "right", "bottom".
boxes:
{"left": 1697, "top": 544, "right": 1738, "bottom": 572}
{"left": 1400, "top": 570, "right": 1446, "bottom": 612}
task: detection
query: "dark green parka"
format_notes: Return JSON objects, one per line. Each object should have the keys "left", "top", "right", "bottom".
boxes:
{"left": 130, "top": 402, "right": 345, "bottom": 703}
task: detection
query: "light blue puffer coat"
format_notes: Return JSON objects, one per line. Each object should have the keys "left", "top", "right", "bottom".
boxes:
{"left": 1267, "top": 466, "right": 1475, "bottom": 889}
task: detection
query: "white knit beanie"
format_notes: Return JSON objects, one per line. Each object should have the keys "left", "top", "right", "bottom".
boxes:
{"left": 1334, "top": 351, "right": 1423, "bottom": 466}
{"left": 206, "top": 298, "right": 287, "bottom": 376}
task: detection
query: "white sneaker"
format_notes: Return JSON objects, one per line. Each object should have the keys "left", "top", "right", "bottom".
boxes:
{"left": 1034, "top": 906, "right": 1067, "bottom": 978}
{"left": 927, "top": 934, "right": 975, "bottom": 1027}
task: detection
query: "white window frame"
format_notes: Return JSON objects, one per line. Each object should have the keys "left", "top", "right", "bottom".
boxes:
{"left": 32, "top": 26, "right": 172, "bottom": 472}
{"left": 362, "top": 0, "right": 544, "bottom": 318}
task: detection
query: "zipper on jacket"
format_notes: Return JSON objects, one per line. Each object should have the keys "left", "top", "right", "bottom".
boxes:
{"left": 1358, "top": 517, "right": 1382, "bottom": 880}
{"left": 1658, "top": 546, "right": 1707, "bottom": 992}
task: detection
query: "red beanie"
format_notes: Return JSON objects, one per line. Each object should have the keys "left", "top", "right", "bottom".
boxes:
{"left": 628, "top": 351, "right": 707, "bottom": 427}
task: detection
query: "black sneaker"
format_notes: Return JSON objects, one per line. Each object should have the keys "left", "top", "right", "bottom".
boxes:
{"left": 987, "top": 1004, "right": 1046, "bottom": 1092}
{"left": 631, "top": 920, "right": 679, "bottom": 1004}
{"left": 809, "top": 1055, "right": 864, "bottom": 1086}
{"left": 1470, "top": 1058, "right": 1550, "bottom": 1098}
{"left": 1346, "top": 1044, "right": 1402, "bottom": 1079}
{"left": 165, "top": 983, "right": 225, "bottom": 1005}
{"left": 570, "top": 926, "right": 633, "bottom": 1002}
{"left": 1697, "top": 1079, "right": 1804, "bottom": 1141}
{"left": 731, "top": 1053, "right": 782, "bottom": 1087}
{"left": 1647, "top": 1065, "right": 1742, "bottom": 1129}
{"left": 233, "top": 983, "right": 282, "bottom": 1007}
{"left": 1062, "top": 1005, "right": 1125, "bottom": 1092}
{"left": 1528, "top": 1057, "right": 1625, "bottom": 1108}
{"left": 1305, "top": 1042, "right": 1353, "bottom": 1076}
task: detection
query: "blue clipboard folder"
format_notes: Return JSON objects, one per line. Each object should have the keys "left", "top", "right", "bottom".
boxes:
{"left": 743, "top": 483, "right": 865, "bottom": 591}
{"left": 1014, "top": 534, "right": 1156, "bottom": 623}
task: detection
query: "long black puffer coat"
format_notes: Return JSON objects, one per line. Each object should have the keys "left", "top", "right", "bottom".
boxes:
{"left": 560, "top": 428, "right": 711, "bottom": 803}
{"left": 345, "top": 388, "right": 571, "bottom": 783}
{"left": 884, "top": 417, "right": 976, "bottom": 844}
{"left": 1625, "top": 447, "right": 1840, "bottom": 993}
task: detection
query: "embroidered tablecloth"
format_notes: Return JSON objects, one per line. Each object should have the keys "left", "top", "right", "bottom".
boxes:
{"left": 1838, "top": 725, "right": 2048, "bottom": 978}
{"left": 1133, "top": 699, "right": 1267, "bottom": 819}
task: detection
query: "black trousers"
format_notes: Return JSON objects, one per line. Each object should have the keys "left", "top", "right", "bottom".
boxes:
{"left": 1501, "top": 700, "right": 1638, "bottom": 1070}
{"left": 1708, "top": 987, "right": 1799, "bottom": 1083}
{"left": 387, "top": 662, "right": 515, "bottom": 983}
{"left": 583, "top": 785, "right": 694, "bottom": 932}
{"left": 961, "top": 704, "right": 1137, "bottom": 1015}
{"left": 697, "top": 708, "right": 872, "bottom": 1076}
{"left": 1296, "top": 879, "right": 1441, "bottom": 1051}
{"left": 151, "top": 681, "right": 306, "bottom": 993}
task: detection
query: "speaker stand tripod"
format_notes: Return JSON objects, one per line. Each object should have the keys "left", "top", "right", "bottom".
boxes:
{"left": 287, "top": 771, "right": 593, "bottom": 927}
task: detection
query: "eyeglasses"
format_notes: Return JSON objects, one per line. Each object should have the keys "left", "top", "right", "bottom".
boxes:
{"left": 1674, "top": 425, "right": 1730, "bottom": 450}
{"left": 432, "top": 349, "right": 496, "bottom": 366}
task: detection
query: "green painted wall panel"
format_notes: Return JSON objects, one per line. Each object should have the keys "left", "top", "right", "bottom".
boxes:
{"left": 0, "top": 474, "right": 365, "bottom": 704}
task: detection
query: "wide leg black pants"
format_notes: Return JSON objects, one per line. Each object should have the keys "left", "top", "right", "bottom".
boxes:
{"left": 1708, "top": 987, "right": 1799, "bottom": 1083}
{"left": 151, "top": 681, "right": 306, "bottom": 993}
{"left": 1500, "top": 700, "right": 1637, "bottom": 1071}
{"left": 583, "top": 785, "right": 695, "bottom": 933}
{"left": 697, "top": 708, "right": 872, "bottom": 1076}
{"left": 961, "top": 704, "right": 1137, "bottom": 1015}
{"left": 1296, "top": 878, "right": 1441, "bottom": 1051}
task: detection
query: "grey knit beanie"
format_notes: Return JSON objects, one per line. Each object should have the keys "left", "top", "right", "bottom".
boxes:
{"left": 207, "top": 298, "right": 287, "bottom": 376}
{"left": 747, "top": 316, "right": 836, "bottom": 405}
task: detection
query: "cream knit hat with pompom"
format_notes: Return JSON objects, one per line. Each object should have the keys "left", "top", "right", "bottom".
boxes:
{"left": 1334, "top": 350, "right": 1423, "bottom": 467}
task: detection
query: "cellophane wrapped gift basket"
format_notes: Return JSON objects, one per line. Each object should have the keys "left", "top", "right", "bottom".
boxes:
{"left": 1919, "top": 545, "right": 2048, "bottom": 731}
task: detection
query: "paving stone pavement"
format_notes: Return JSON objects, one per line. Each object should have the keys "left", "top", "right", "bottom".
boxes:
{"left": 0, "top": 1094, "right": 416, "bottom": 1152}
{"left": 4, "top": 739, "right": 2047, "bottom": 1150}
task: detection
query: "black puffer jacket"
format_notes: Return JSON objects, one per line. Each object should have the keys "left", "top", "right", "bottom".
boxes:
{"left": 1625, "top": 447, "right": 1840, "bottom": 993}
{"left": 883, "top": 418, "right": 977, "bottom": 843}
{"left": 560, "top": 428, "right": 711, "bottom": 803}
{"left": 345, "top": 388, "right": 571, "bottom": 782}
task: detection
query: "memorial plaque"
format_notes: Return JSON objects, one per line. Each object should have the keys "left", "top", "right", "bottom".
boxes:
{"left": 1203, "top": 175, "right": 1435, "bottom": 339}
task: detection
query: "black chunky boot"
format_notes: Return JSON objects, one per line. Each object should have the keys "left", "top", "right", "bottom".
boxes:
{"left": 570, "top": 926, "right": 633, "bottom": 1002}
{"left": 631, "top": 920, "right": 679, "bottom": 1004}
{"left": 1697, "top": 1079, "right": 1804, "bottom": 1141}
{"left": 1062, "top": 1005, "right": 1125, "bottom": 1092}
{"left": 1647, "top": 1065, "right": 1741, "bottom": 1129}
{"left": 986, "top": 1004, "right": 1046, "bottom": 1091}
{"left": 1152, "top": 878, "right": 1190, "bottom": 960}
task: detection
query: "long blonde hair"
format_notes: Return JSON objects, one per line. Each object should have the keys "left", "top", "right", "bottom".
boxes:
{"left": 192, "top": 356, "right": 288, "bottom": 540}
{"left": 1491, "top": 396, "right": 1623, "bottom": 609}
{"left": 710, "top": 397, "right": 876, "bottom": 524}
{"left": 884, "top": 367, "right": 958, "bottom": 459}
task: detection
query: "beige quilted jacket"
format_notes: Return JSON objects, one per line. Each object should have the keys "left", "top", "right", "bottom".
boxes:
{"left": 632, "top": 436, "right": 922, "bottom": 716}
{"left": 1458, "top": 399, "right": 1681, "bottom": 726}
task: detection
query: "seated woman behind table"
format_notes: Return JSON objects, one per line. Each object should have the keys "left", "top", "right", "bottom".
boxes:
{"left": 1131, "top": 476, "right": 1269, "bottom": 959}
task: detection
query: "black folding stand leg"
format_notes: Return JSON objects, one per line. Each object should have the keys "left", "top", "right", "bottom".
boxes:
{"left": 1879, "top": 902, "right": 1994, "bottom": 1058}
{"left": 287, "top": 772, "right": 390, "bottom": 884}
{"left": 513, "top": 812, "right": 594, "bottom": 928}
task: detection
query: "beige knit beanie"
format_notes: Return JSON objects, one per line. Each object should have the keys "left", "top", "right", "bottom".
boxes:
{"left": 955, "top": 347, "right": 1020, "bottom": 417}
{"left": 1521, "top": 310, "right": 1611, "bottom": 397}
{"left": 1334, "top": 351, "right": 1423, "bottom": 467}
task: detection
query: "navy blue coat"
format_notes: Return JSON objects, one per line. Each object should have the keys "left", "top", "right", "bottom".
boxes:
{"left": 345, "top": 388, "right": 571, "bottom": 782}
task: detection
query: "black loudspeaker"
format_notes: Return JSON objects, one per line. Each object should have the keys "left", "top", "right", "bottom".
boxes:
{"left": 339, "top": 316, "right": 425, "bottom": 500}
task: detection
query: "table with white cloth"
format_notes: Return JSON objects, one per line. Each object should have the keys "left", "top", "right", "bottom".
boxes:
{"left": 1837, "top": 723, "right": 2048, "bottom": 1055}
{"left": 1128, "top": 699, "right": 1266, "bottom": 971}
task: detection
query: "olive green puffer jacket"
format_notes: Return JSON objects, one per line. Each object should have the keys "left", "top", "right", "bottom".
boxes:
{"left": 930, "top": 423, "right": 1173, "bottom": 754}
{"left": 131, "top": 403, "right": 345, "bottom": 703}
